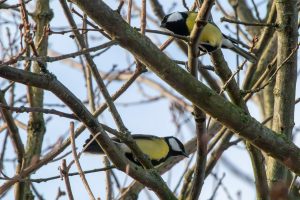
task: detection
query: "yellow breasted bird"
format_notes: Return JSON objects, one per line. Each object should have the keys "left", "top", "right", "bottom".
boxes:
{"left": 160, "top": 11, "right": 257, "bottom": 63}
{"left": 83, "top": 134, "right": 188, "bottom": 166}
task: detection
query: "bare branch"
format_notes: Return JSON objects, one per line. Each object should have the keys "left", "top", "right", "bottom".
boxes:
{"left": 60, "top": 159, "right": 74, "bottom": 200}
{"left": 69, "top": 122, "right": 96, "bottom": 200}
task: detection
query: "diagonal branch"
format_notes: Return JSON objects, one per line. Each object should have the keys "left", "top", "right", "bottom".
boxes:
{"left": 0, "top": 92, "right": 24, "bottom": 163}
{"left": 0, "top": 66, "right": 142, "bottom": 196}
{"left": 59, "top": 0, "right": 154, "bottom": 170}
{"left": 0, "top": 66, "right": 176, "bottom": 200}
{"left": 67, "top": 0, "right": 300, "bottom": 175}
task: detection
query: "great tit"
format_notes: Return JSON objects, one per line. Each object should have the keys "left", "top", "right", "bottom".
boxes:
{"left": 160, "top": 11, "right": 257, "bottom": 63}
{"left": 83, "top": 134, "right": 188, "bottom": 166}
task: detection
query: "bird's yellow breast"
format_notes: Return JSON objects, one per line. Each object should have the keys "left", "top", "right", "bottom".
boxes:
{"left": 186, "top": 12, "right": 198, "bottom": 32}
{"left": 199, "top": 23, "right": 223, "bottom": 48}
{"left": 135, "top": 139, "right": 169, "bottom": 160}
{"left": 186, "top": 12, "right": 223, "bottom": 48}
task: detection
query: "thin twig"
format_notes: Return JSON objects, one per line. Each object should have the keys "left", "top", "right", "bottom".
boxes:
{"left": 140, "top": 0, "right": 146, "bottom": 35}
{"left": 178, "top": 169, "right": 194, "bottom": 200}
{"left": 30, "top": 182, "right": 44, "bottom": 200}
{"left": 208, "top": 173, "right": 226, "bottom": 200}
{"left": 104, "top": 157, "right": 113, "bottom": 200}
{"left": 60, "top": 159, "right": 74, "bottom": 200}
{"left": 221, "top": 17, "right": 277, "bottom": 27}
{"left": 288, "top": 174, "right": 298, "bottom": 193}
{"left": 116, "top": 0, "right": 124, "bottom": 13}
{"left": 219, "top": 60, "right": 247, "bottom": 95}
{"left": 7, "top": 41, "right": 117, "bottom": 65}
{"left": 55, "top": 188, "right": 66, "bottom": 200}
{"left": 0, "top": 0, "right": 31, "bottom": 9}
{"left": 69, "top": 122, "right": 96, "bottom": 200}
{"left": 242, "top": 42, "right": 300, "bottom": 95}
{"left": 250, "top": 0, "right": 262, "bottom": 22}
{"left": 0, "top": 166, "right": 115, "bottom": 183}
{"left": 127, "top": 0, "right": 132, "bottom": 24}
{"left": 0, "top": 103, "right": 79, "bottom": 120}
{"left": 182, "top": 0, "right": 189, "bottom": 11}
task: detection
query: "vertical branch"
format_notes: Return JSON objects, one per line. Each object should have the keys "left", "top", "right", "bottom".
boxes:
{"left": 242, "top": 2, "right": 277, "bottom": 141}
{"left": 104, "top": 158, "right": 113, "bottom": 200}
{"left": 70, "top": 122, "right": 96, "bottom": 200}
{"left": 250, "top": 0, "right": 262, "bottom": 22}
{"left": 205, "top": 129, "right": 232, "bottom": 175}
{"left": 178, "top": 169, "right": 194, "bottom": 200}
{"left": 267, "top": 0, "right": 298, "bottom": 188}
{"left": 0, "top": 91, "right": 25, "bottom": 199}
{"left": 259, "top": 36, "right": 277, "bottom": 128}
{"left": 242, "top": 1, "right": 277, "bottom": 90}
{"left": 211, "top": 50, "right": 269, "bottom": 199}
{"left": 23, "top": 0, "right": 53, "bottom": 198}
{"left": 81, "top": 14, "right": 103, "bottom": 199}
{"left": 127, "top": 0, "right": 132, "bottom": 24}
{"left": 186, "top": 1, "right": 214, "bottom": 199}
{"left": 82, "top": 14, "right": 96, "bottom": 113}
{"left": 0, "top": 132, "right": 9, "bottom": 171}
{"left": 149, "top": 0, "right": 164, "bottom": 19}
{"left": 60, "top": 159, "right": 74, "bottom": 200}
{"left": 17, "top": 1, "right": 32, "bottom": 198}
{"left": 232, "top": 2, "right": 240, "bottom": 86}
{"left": 188, "top": 109, "right": 207, "bottom": 200}
{"left": 140, "top": 0, "right": 146, "bottom": 35}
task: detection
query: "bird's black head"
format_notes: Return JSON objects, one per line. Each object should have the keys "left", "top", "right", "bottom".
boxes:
{"left": 160, "top": 12, "right": 190, "bottom": 36}
{"left": 165, "top": 136, "right": 188, "bottom": 157}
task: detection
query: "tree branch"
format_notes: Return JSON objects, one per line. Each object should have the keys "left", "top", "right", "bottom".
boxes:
{"left": 67, "top": 0, "right": 300, "bottom": 175}
{"left": 59, "top": 0, "right": 155, "bottom": 170}
{"left": 186, "top": 1, "right": 214, "bottom": 199}
{"left": 0, "top": 66, "right": 176, "bottom": 200}
{"left": 267, "top": 0, "right": 299, "bottom": 188}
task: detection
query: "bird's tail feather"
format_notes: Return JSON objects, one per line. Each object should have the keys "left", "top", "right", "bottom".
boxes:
{"left": 230, "top": 45, "right": 257, "bottom": 63}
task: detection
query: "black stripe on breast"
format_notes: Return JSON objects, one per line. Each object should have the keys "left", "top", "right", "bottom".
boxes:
{"left": 199, "top": 44, "right": 219, "bottom": 53}
{"left": 125, "top": 153, "right": 168, "bottom": 166}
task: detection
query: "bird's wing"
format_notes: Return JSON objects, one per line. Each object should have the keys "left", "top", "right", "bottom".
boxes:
{"left": 222, "top": 34, "right": 251, "bottom": 49}
{"left": 131, "top": 134, "right": 161, "bottom": 140}
{"left": 221, "top": 38, "right": 257, "bottom": 63}
{"left": 83, "top": 134, "right": 162, "bottom": 153}
{"left": 83, "top": 134, "right": 104, "bottom": 154}
{"left": 108, "top": 134, "right": 161, "bottom": 143}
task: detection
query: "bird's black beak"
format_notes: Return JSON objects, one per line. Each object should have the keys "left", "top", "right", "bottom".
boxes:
{"left": 182, "top": 151, "right": 189, "bottom": 158}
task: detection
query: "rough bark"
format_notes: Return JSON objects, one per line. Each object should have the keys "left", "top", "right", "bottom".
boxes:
{"left": 23, "top": 0, "right": 53, "bottom": 199}
{"left": 266, "top": 0, "right": 298, "bottom": 188}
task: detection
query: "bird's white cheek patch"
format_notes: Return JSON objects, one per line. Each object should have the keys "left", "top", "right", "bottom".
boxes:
{"left": 168, "top": 12, "right": 183, "bottom": 22}
{"left": 169, "top": 138, "right": 181, "bottom": 152}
